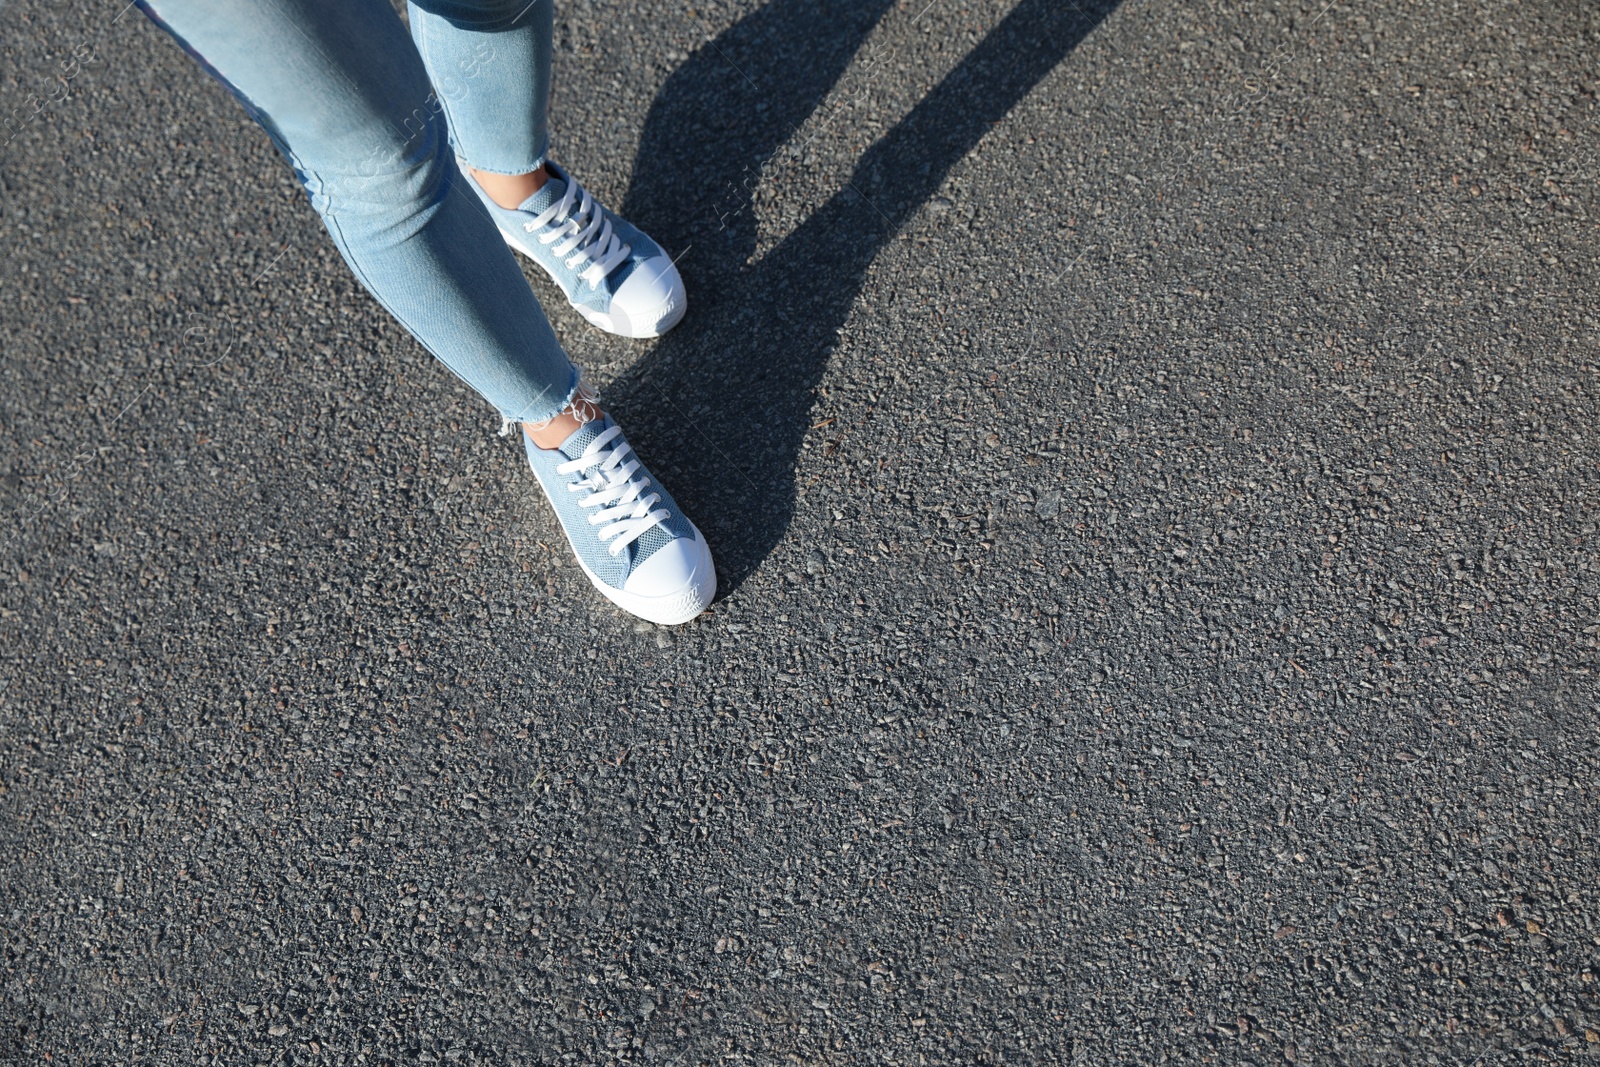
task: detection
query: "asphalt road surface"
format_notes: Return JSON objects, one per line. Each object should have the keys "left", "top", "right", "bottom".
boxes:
{"left": 3, "top": 0, "right": 1598, "bottom": 1063}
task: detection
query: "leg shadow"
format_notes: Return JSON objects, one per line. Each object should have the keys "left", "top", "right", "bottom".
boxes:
{"left": 623, "top": 0, "right": 900, "bottom": 265}
{"left": 614, "top": 0, "right": 1121, "bottom": 591}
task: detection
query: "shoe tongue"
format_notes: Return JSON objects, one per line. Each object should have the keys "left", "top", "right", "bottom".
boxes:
{"left": 555, "top": 413, "right": 611, "bottom": 460}
{"left": 517, "top": 174, "right": 568, "bottom": 216}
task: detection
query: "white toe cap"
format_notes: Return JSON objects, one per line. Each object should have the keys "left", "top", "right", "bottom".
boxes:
{"left": 610, "top": 529, "right": 715, "bottom": 625}
{"left": 607, "top": 255, "right": 687, "bottom": 338}
{"left": 624, "top": 534, "right": 703, "bottom": 598}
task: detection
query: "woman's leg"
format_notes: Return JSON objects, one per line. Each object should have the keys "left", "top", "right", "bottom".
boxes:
{"left": 407, "top": 0, "right": 688, "bottom": 340}
{"left": 406, "top": 0, "right": 553, "bottom": 206}
{"left": 137, "top": 0, "right": 579, "bottom": 427}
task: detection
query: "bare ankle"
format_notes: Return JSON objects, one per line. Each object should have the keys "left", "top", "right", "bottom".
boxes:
{"left": 525, "top": 391, "right": 603, "bottom": 449}
{"left": 469, "top": 164, "right": 552, "bottom": 210}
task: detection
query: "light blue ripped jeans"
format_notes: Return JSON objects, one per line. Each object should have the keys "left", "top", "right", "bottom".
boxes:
{"left": 137, "top": 0, "right": 577, "bottom": 427}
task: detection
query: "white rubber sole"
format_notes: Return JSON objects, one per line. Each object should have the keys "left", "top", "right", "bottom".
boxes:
{"left": 567, "top": 525, "right": 716, "bottom": 626}
{"left": 503, "top": 231, "right": 688, "bottom": 340}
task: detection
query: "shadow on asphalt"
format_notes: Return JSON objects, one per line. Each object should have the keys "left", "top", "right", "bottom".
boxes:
{"left": 616, "top": 0, "right": 1122, "bottom": 593}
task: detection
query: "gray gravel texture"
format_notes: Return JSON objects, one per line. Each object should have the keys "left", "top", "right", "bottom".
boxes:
{"left": 3, "top": 0, "right": 1599, "bottom": 1063}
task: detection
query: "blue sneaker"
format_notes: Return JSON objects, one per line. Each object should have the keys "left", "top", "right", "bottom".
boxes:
{"left": 522, "top": 411, "right": 714, "bottom": 624}
{"left": 471, "top": 161, "right": 687, "bottom": 339}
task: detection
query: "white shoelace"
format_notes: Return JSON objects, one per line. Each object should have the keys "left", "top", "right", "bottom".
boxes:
{"left": 558, "top": 424, "right": 671, "bottom": 555}
{"left": 523, "top": 176, "right": 632, "bottom": 289}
